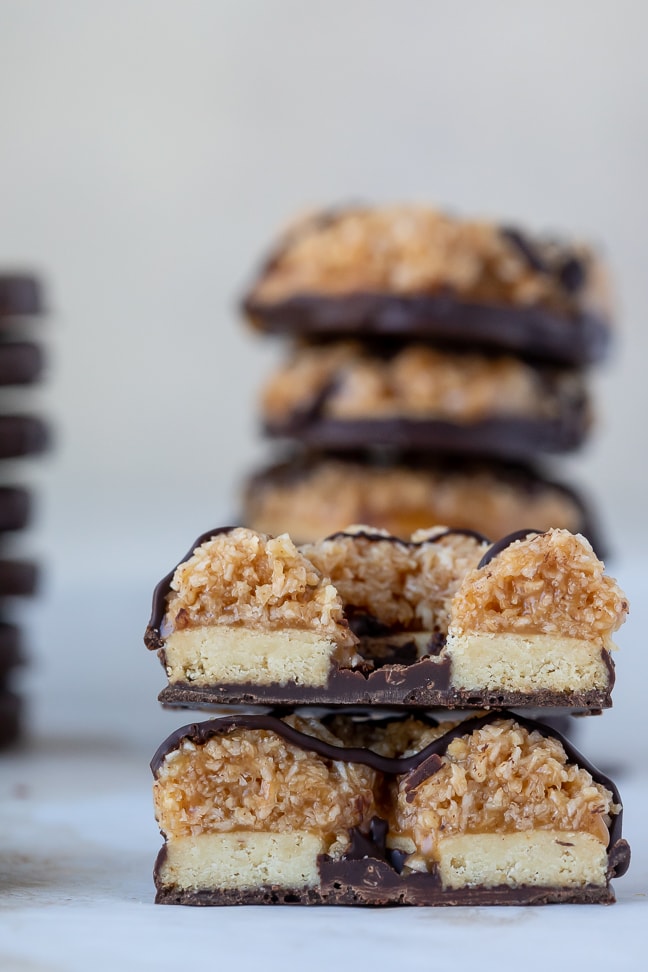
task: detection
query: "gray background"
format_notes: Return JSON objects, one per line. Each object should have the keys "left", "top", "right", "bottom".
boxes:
{"left": 0, "top": 1, "right": 645, "bottom": 751}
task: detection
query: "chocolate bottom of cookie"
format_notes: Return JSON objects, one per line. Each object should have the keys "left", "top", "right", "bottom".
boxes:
{"left": 265, "top": 413, "right": 589, "bottom": 459}
{"left": 245, "top": 292, "right": 610, "bottom": 367}
{"left": 158, "top": 679, "right": 610, "bottom": 713}
{"left": 155, "top": 874, "right": 615, "bottom": 907}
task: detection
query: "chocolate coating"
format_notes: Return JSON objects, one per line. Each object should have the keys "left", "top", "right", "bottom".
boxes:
{"left": 245, "top": 292, "right": 610, "bottom": 366}
{"left": 0, "top": 343, "right": 45, "bottom": 385}
{"left": 477, "top": 528, "right": 545, "bottom": 569}
{"left": 0, "top": 416, "right": 50, "bottom": 458}
{"left": 0, "top": 622, "right": 23, "bottom": 678}
{"left": 0, "top": 690, "right": 22, "bottom": 748}
{"left": 264, "top": 412, "right": 591, "bottom": 459}
{"left": 0, "top": 487, "right": 32, "bottom": 531}
{"left": 0, "top": 560, "right": 39, "bottom": 597}
{"left": 158, "top": 670, "right": 613, "bottom": 713}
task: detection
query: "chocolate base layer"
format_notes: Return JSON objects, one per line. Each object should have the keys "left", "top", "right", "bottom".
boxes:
{"left": 264, "top": 413, "right": 590, "bottom": 459}
{"left": 157, "top": 673, "right": 611, "bottom": 713}
{"left": 0, "top": 275, "right": 43, "bottom": 318}
{"left": 245, "top": 292, "right": 610, "bottom": 366}
{"left": 155, "top": 874, "right": 615, "bottom": 907}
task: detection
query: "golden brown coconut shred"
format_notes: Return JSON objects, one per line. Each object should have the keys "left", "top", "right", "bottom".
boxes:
{"left": 164, "top": 527, "right": 356, "bottom": 648}
{"left": 302, "top": 527, "right": 487, "bottom": 633}
{"left": 393, "top": 719, "right": 618, "bottom": 860}
{"left": 251, "top": 206, "right": 590, "bottom": 311}
{"left": 153, "top": 716, "right": 377, "bottom": 842}
{"left": 449, "top": 529, "right": 628, "bottom": 640}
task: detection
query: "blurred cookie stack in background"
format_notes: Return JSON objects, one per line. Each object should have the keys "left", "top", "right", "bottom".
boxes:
{"left": 0, "top": 274, "right": 49, "bottom": 747}
{"left": 240, "top": 206, "right": 612, "bottom": 548}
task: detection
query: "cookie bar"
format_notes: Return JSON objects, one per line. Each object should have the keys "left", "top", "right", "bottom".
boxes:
{"left": 0, "top": 342, "right": 45, "bottom": 385}
{"left": 0, "top": 621, "right": 22, "bottom": 673}
{"left": 0, "top": 560, "right": 39, "bottom": 597}
{"left": 152, "top": 711, "right": 629, "bottom": 905}
{"left": 243, "top": 452, "right": 602, "bottom": 548}
{"left": 0, "top": 689, "right": 22, "bottom": 748}
{"left": 145, "top": 525, "right": 627, "bottom": 710}
{"left": 0, "top": 416, "right": 50, "bottom": 459}
{"left": 0, "top": 487, "right": 31, "bottom": 531}
{"left": 0, "top": 624, "right": 24, "bottom": 749}
{"left": 243, "top": 207, "right": 611, "bottom": 365}
{"left": 261, "top": 342, "right": 590, "bottom": 457}
{"left": 0, "top": 275, "right": 42, "bottom": 319}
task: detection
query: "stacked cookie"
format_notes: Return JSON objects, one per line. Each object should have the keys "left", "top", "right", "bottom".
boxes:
{"left": 145, "top": 527, "right": 629, "bottom": 905}
{"left": 146, "top": 524, "right": 630, "bottom": 905}
{"left": 0, "top": 274, "right": 49, "bottom": 747}
{"left": 145, "top": 206, "right": 629, "bottom": 906}
{"left": 240, "top": 206, "right": 610, "bottom": 545}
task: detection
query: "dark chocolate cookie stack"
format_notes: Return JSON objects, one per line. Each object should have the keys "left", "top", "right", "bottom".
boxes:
{"left": 239, "top": 205, "right": 611, "bottom": 547}
{"left": 0, "top": 274, "right": 49, "bottom": 746}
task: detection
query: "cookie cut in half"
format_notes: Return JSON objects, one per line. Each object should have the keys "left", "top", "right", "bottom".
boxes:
{"left": 151, "top": 712, "right": 629, "bottom": 906}
{"left": 145, "top": 525, "right": 627, "bottom": 711}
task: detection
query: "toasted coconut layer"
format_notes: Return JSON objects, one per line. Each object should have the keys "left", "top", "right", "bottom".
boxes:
{"left": 243, "top": 456, "right": 591, "bottom": 545}
{"left": 262, "top": 342, "right": 582, "bottom": 423}
{"left": 249, "top": 206, "right": 595, "bottom": 312}
{"left": 154, "top": 716, "right": 376, "bottom": 845}
{"left": 449, "top": 529, "right": 628, "bottom": 641}
{"left": 302, "top": 527, "right": 487, "bottom": 633}
{"left": 163, "top": 527, "right": 355, "bottom": 649}
{"left": 393, "top": 718, "right": 617, "bottom": 865}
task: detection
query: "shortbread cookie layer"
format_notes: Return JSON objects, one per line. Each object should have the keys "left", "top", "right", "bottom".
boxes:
{"left": 261, "top": 342, "right": 590, "bottom": 457}
{"left": 151, "top": 712, "right": 629, "bottom": 905}
{"left": 146, "top": 526, "right": 627, "bottom": 710}
{"left": 243, "top": 453, "right": 602, "bottom": 548}
{"left": 243, "top": 207, "right": 611, "bottom": 365}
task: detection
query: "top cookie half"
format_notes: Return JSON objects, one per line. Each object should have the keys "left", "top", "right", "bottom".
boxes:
{"left": 242, "top": 206, "right": 611, "bottom": 365}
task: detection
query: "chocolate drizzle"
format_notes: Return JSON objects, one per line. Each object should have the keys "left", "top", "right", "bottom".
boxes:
{"left": 477, "top": 528, "right": 545, "bottom": 569}
{"left": 146, "top": 526, "right": 238, "bottom": 644}
{"left": 145, "top": 525, "right": 489, "bottom": 649}
{"left": 323, "top": 526, "right": 489, "bottom": 546}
